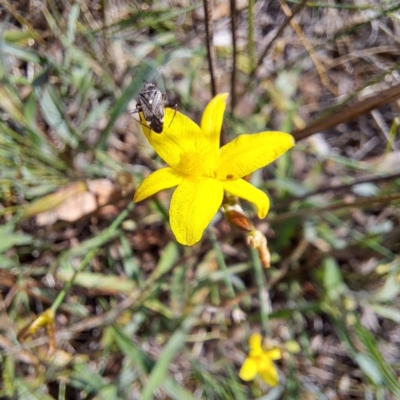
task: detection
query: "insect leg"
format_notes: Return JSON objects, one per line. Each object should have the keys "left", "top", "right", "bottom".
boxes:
{"left": 167, "top": 103, "right": 178, "bottom": 128}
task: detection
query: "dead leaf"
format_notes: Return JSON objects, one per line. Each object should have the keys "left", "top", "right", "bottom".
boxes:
{"left": 35, "top": 179, "right": 123, "bottom": 226}
{"left": 23, "top": 181, "right": 87, "bottom": 219}
{"left": 36, "top": 192, "right": 96, "bottom": 225}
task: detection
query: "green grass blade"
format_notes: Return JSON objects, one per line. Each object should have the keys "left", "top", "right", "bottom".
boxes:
{"left": 97, "top": 64, "right": 151, "bottom": 149}
{"left": 355, "top": 323, "right": 400, "bottom": 397}
{"left": 142, "top": 306, "right": 203, "bottom": 400}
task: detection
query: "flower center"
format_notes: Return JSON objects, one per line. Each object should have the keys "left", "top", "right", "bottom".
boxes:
{"left": 178, "top": 148, "right": 217, "bottom": 178}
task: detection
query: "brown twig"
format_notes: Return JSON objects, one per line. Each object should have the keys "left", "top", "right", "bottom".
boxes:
{"left": 203, "top": 0, "right": 218, "bottom": 96}
{"left": 230, "top": 0, "right": 237, "bottom": 112}
{"left": 279, "top": 0, "right": 337, "bottom": 95}
{"left": 293, "top": 82, "right": 400, "bottom": 141}
{"left": 268, "top": 237, "right": 309, "bottom": 287}
{"left": 250, "top": 0, "right": 307, "bottom": 81}
{"left": 273, "top": 171, "right": 400, "bottom": 211}
{"left": 235, "top": 0, "right": 307, "bottom": 114}
{"left": 269, "top": 191, "right": 400, "bottom": 223}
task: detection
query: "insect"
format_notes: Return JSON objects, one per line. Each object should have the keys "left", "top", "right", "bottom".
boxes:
{"left": 131, "top": 82, "right": 176, "bottom": 134}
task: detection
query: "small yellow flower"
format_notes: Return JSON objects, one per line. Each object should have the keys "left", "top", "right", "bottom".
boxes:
{"left": 134, "top": 94, "right": 294, "bottom": 246}
{"left": 239, "top": 333, "right": 281, "bottom": 386}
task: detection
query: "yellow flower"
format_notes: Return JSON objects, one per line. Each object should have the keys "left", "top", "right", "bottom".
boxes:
{"left": 134, "top": 94, "right": 294, "bottom": 246}
{"left": 239, "top": 333, "right": 281, "bottom": 386}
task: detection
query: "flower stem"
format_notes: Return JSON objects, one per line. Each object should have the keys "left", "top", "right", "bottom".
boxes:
{"left": 251, "top": 247, "right": 269, "bottom": 336}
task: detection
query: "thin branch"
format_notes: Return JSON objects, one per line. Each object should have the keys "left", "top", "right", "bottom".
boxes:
{"left": 293, "top": 82, "right": 400, "bottom": 141}
{"left": 273, "top": 171, "right": 400, "bottom": 211}
{"left": 248, "top": 0, "right": 255, "bottom": 72}
{"left": 203, "top": 0, "right": 218, "bottom": 96}
{"left": 280, "top": 0, "right": 337, "bottom": 95}
{"left": 230, "top": 0, "right": 237, "bottom": 112}
{"left": 250, "top": 0, "right": 307, "bottom": 80}
{"left": 269, "top": 191, "right": 400, "bottom": 223}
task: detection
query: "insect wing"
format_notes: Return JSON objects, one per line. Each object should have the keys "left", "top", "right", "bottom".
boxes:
{"left": 139, "top": 85, "right": 165, "bottom": 130}
{"left": 138, "top": 92, "right": 155, "bottom": 123}
{"left": 151, "top": 89, "right": 164, "bottom": 121}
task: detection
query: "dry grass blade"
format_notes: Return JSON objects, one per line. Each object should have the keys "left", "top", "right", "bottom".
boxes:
{"left": 0, "top": 0, "right": 46, "bottom": 45}
{"left": 280, "top": 0, "right": 337, "bottom": 95}
{"left": 250, "top": 0, "right": 307, "bottom": 80}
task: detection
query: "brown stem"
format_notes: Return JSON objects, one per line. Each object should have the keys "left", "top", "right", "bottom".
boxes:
{"left": 293, "top": 83, "right": 400, "bottom": 141}
{"left": 230, "top": 0, "right": 237, "bottom": 113}
{"left": 250, "top": 0, "right": 307, "bottom": 80}
{"left": 273, "top": 172, "right": 400, "bottom": 211}
{"left": 203, "top": 0, "right": 218, "bottom": 96}
{"left": 269, "top": 191, "right": 400, "bottom": 223}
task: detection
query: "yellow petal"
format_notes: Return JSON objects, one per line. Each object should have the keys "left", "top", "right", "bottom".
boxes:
{"left": 170, "top": 177, "right": 223, "bottom": 246}
{"left": 140, "top": 108, "right": 203, "bottom": 169}
{"left": 200, "top": 93, "right": 229, "bottom": 153}
{"left": 222, "top": 179, "right": 270, "bottom": 218}
{"left": 217, "top": 132, "right": 295, "bottom": 180}
{"left": 258, "top": 359, "right": 279, "bottom": 387}
{"left": 249, "top": 333, "right": 263, "bottom": 353}
{"left": 265, "top": 348, "right": 281, "bottom": 361}
{"left": 239, "top": 358, "right": 258, "bottom": 381}
{"left": 134, "top": 168, "right": 183, "bottom": 202}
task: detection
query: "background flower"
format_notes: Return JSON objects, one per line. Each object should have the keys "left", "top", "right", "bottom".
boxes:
{"left": 239, "top": 334, "right": 281, "bottom": 386}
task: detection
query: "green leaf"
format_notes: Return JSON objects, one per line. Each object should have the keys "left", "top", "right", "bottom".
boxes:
{"left": 3, "top": 29, "right": 35, "bottom": 45}
{"left": 14, "top": 378, "right": 55, "bottom": 400}
{"left": 0, "top": 225, "right": 32, "bottom": 253}
{"left": 354, "top": 354, "right": 382, "bottom": 385}
{"left": 119, "top": 234, "right": 141, "bottom": 282}
{"left": 71, "top": 362, "right": 122, "bottom": 399}
{"left": 0, "top": 254, "right": 16, "bottom": 268}
{"left": 38, "top": 86, "right": 79, "bottom": 148}
{"left": 113, "top": 325, "right": 197, "bottom": 399}
{"left": 97, "top": 63, "right": 153, "bottom": 149}
{"left": 154, "top": 241, "right": 180, "bottom": 277}
{"left": 372, "top": 275, "right": 400, "bottom": 302}
{"left": 80, "top": 99, "right": 111, "bottom": 133}
{"left": 1, "top": 42, "right": 41, "bottom": 63}
{"left": 370, "top": 304, "right": 400, "bottom": 324}
{"left": 142, "top": 306, "right": 203, "bottom": 400}
{"left": 57, "top": 271, "right": 138, "bottom": 294}
{"left": 112, "top": 324, "right": 153, "bottom": 373}
{"left": 66, "top": 4, "right": 80, "bottom": 44}
{"left": 355, "top": 323, "right": 400, "bottom": 397}
{"left": 321, "top": 257, "right": 344, "bottom": 301}
{"left": 3, "top": 355, "right": 15, "bottom": 397}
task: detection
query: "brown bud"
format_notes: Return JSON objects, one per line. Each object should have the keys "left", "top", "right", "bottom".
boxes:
{"left": 247, "top": 229, "right": 271, "bottom": 268}
{"left": 225, "top": 208, "right": 254, "bottom": 232}
{"left": 223, "top": 202, "right": 255, "bottom": 232}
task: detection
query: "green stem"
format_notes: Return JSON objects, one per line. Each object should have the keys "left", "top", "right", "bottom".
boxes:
{"left": 251, "top": 247, "right": 269, "bottom": 336}
{"left": 209, "top": 230, "right": 235, "bottom": 299}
